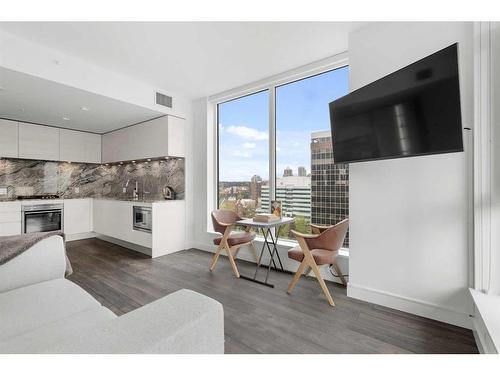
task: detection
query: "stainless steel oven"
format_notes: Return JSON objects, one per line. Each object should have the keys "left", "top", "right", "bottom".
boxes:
{"left": 22, "top": 203, "right": 64, "bottom": 234}
{"left": 133, "top": 206, "right": 152, "bottom": 233}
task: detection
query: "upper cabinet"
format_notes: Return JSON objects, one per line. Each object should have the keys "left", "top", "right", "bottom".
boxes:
{"left": 167, "top": 116, "right": 186, "bottom": 158}
{"left": 2, "top": 115, "right": 183, "bottom": 164}
{"left": 18, "top": 123, "right": 60, "bottom": 161}
{"left": 60, "top": 129, "right": 101, "bottom": 164}
{"left": 0, "top": 119, "right": 19, "bottom": 158}
{"left": 102, "top": 115, "right": 185, "bottom": 163}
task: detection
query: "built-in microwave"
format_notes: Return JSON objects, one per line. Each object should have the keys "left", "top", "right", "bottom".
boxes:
{"left": 133, "top": 206, "right": 152, "bottom": 233}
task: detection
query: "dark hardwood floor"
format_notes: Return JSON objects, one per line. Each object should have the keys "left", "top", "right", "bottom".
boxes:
{"left": 66, "top": 238, "right": 478, "bottom": 354}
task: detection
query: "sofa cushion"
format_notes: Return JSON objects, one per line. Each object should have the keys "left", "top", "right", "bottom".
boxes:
{"left": 39, "top": 289, "right": 224, "bottom": 354}
{"left": 0, "top": 278, "right": 102, "bottom": 342}
{"left": 0, "top": 306, "right": 115, "bottom": 353}
{"left": 0, "top": 236, "right": 66, "bottom": 294}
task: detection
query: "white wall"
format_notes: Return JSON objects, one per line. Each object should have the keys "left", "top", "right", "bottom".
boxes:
{"left": 347, "top": 22, "right": 474, "bottom": 328}
{"left": 489, "top": 22, "right": 500, "bottom": 295}
{"left": 0, "top": 29, "right": 189, "bottom": 118}
{"left": 190, "top": 98, "right": 212, "bottom": 249}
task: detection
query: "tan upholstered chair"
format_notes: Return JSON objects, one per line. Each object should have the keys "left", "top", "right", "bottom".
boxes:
{"left": 209, "top": 209, "right": 259, "bottom": 278}
{"left": 287, "top": 219, "right": 349, "bottom": 307}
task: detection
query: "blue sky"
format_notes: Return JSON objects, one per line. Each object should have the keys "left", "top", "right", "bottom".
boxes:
{"left": 218, "top": 66, "right": 349, "bottom": 182}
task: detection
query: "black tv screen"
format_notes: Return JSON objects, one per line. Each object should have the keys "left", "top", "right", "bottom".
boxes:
{"left": 329, "top": 43, "right": 463, "bottom": 163}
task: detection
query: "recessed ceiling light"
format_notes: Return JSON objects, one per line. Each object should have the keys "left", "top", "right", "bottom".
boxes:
{"left": 62, "top": 117, "right": 70, "bottom": 121}
{"left": 80, "top": 106, "right": 90, "bottom": 111}
{"left": 119, "top": 162, "right": 123, "bottom": 165}
{"left": 147, "top": 159, "right": 151, "bottom": 162}
{"left": 132, "top": 160, "right": 136, "bottom": 163}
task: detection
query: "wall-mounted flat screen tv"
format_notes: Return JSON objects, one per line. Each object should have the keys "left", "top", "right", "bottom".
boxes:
{"left": 329, "top": 43, "right": 463, "bottom": 164}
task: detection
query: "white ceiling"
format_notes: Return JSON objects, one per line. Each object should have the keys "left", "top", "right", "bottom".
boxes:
{"left": 0, "top": 67, "right": 163, "bottom": 133}
{"left": 0, "top": 22, "right": 363, "bottom": 98}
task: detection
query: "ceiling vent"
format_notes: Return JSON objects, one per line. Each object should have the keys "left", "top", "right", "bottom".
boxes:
{"left": 156, "top": 92, "right": 173, "bottom": 108}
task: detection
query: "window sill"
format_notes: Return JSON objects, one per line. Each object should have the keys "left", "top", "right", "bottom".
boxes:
{"left": 469, "top": 288, "right": 500, "bottom": 353}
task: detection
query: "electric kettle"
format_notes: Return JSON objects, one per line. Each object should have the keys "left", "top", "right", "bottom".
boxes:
{"left": 163, "top": 186, "right": 176, "bottom": 200}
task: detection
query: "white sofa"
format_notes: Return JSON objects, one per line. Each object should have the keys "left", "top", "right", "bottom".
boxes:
{"left": 0, "top": 235, "right": 224, "bottom": 353}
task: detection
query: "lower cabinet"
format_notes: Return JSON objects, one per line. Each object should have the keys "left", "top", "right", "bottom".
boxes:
{"left": 0, "top": 198, "right": 185, "bottom": 257}
{"left": 63, "top": 199, "right": 93, "bottom": 235}
{"left": 0, "top": 202, "right": 21, "bottom": 236}
{"left": 92, "top": 199, "right": 152, "bottom": 249}
{"left": 92, "top": 199, "right": 186, "bottom": 257}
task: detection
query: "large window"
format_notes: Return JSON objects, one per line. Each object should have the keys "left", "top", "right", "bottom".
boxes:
{"left": 275, "top": 67, "right": 349, "bottom": 242}
{"left": 216, "top": 65, "right": 350, "bottom": 247}
{"left": 217, "top": 90, "right": 269, "bottom": 218}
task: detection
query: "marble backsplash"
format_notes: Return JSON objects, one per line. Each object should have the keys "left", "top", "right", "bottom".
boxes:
{"left": 0, "top": 158, "right": 185, "bottom": 200}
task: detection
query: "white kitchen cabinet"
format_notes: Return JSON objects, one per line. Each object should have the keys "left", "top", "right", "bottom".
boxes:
{"left": 63, "top": 198, "right": 92, "bottom": 235}
{"left": 60, "top": 129, "right": 101, "bottom": 164}
{"left": 101, "top": 115, "right": 185, "bottom": 163}
{"left": 0, "top": 119, "right": 19, "bottom": 158}
{"left": 93, "top": 199, "right": 152, "bottom": 251}
{"left": 0, "top": 201, "right": 21, "bottom": 236}
{"left": 18, "top": 123, "right": 60, "bottom": 161}
{"left": 92, "top": 199, "right": 185, "bottom": 257}
{"left": 151, "top": 200, "right": 186, "bottom": 257}
{"left": 166, "top": 116, "right": 186, "bottom": 158}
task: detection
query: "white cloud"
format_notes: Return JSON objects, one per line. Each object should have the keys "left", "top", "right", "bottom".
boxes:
{"left": 233, "top": 150, "right": 252, "bottom": 158}
{"left": 242, "top": 142, "right": 256, "bottom": 150}
{"left": 226, "top": 125, "right": 268, "bottom": 141}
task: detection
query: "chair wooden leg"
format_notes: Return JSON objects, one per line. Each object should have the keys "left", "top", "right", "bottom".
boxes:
{"left": 209, "top": 245, "right": 223, "bottom": 271}
{"left": 310, "top": 262, "right": 335, "bottom": 307}
{"left": 249, "top": 241, "right": 260, "bottom": 263}
{"left": 287, "top": 259, "right": 308, "bottom": 294}
{"left": 331, "top": 261, "right": 347, "bottom": 286}
{"left": 224, "top": 245, "right": 240, "bottom": 278}
{"left": 232, "top": 245, "right": 241, "bottom": 259}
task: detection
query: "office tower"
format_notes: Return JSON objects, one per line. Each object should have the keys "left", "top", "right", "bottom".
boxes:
{"left": 310, "top": 131, "right": 349, "bottom": 247}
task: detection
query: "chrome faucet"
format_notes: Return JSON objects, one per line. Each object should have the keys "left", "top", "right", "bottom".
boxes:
{"left": 125, "top": 179, "right": 139, "bottom": 199}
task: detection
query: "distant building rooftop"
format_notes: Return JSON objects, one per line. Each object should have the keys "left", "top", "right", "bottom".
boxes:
{"left": 311, "top": 130, "right": 332, "bottom": 139}
{"left": 263, "top": 176, "right": 311, "bottom": 188}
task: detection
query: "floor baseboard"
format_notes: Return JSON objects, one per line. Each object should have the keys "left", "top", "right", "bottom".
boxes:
{"left": 65, "top": 232, "right": 96, "bottom": 242}
{"left": 348, "top": 283, "right": 472, "bottom": 329}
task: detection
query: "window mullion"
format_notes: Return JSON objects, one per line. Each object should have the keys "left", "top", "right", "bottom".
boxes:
{"left": 269, "top": 85, "right": 276, "bottom": 204}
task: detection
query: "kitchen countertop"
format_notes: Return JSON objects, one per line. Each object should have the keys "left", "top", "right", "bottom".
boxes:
{"left": 0, "top": 197, "right": 184, "bottom": 204}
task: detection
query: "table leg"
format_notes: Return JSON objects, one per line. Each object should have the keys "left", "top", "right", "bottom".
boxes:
{"left": 238, "top": 222, "right": 293, "bottom": 288}
{"left": 252, "top": 228, "right": 268, "bottom": 279}
{"left": 268, "top": 227, "right": 284, "bottom": 271}
{"left": 263, "top": 228, "right": 278, "bottom": 269}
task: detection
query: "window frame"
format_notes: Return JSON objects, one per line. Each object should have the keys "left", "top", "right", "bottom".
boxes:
{"left": 208, "top": 52, "right": 349, "bottom": 241}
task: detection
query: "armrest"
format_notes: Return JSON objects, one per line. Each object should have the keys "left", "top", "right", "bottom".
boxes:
{"left": 0, "top": 236, "right": 66, "bottom": 293}
{"left": 290, "top": 230, "right": 320, "bottom": 240}
{"left": 217, "top": 222, "right": 235, "bottom": 227}
{"left": 42, "top": 289, "right": 225, "bottom": 354}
